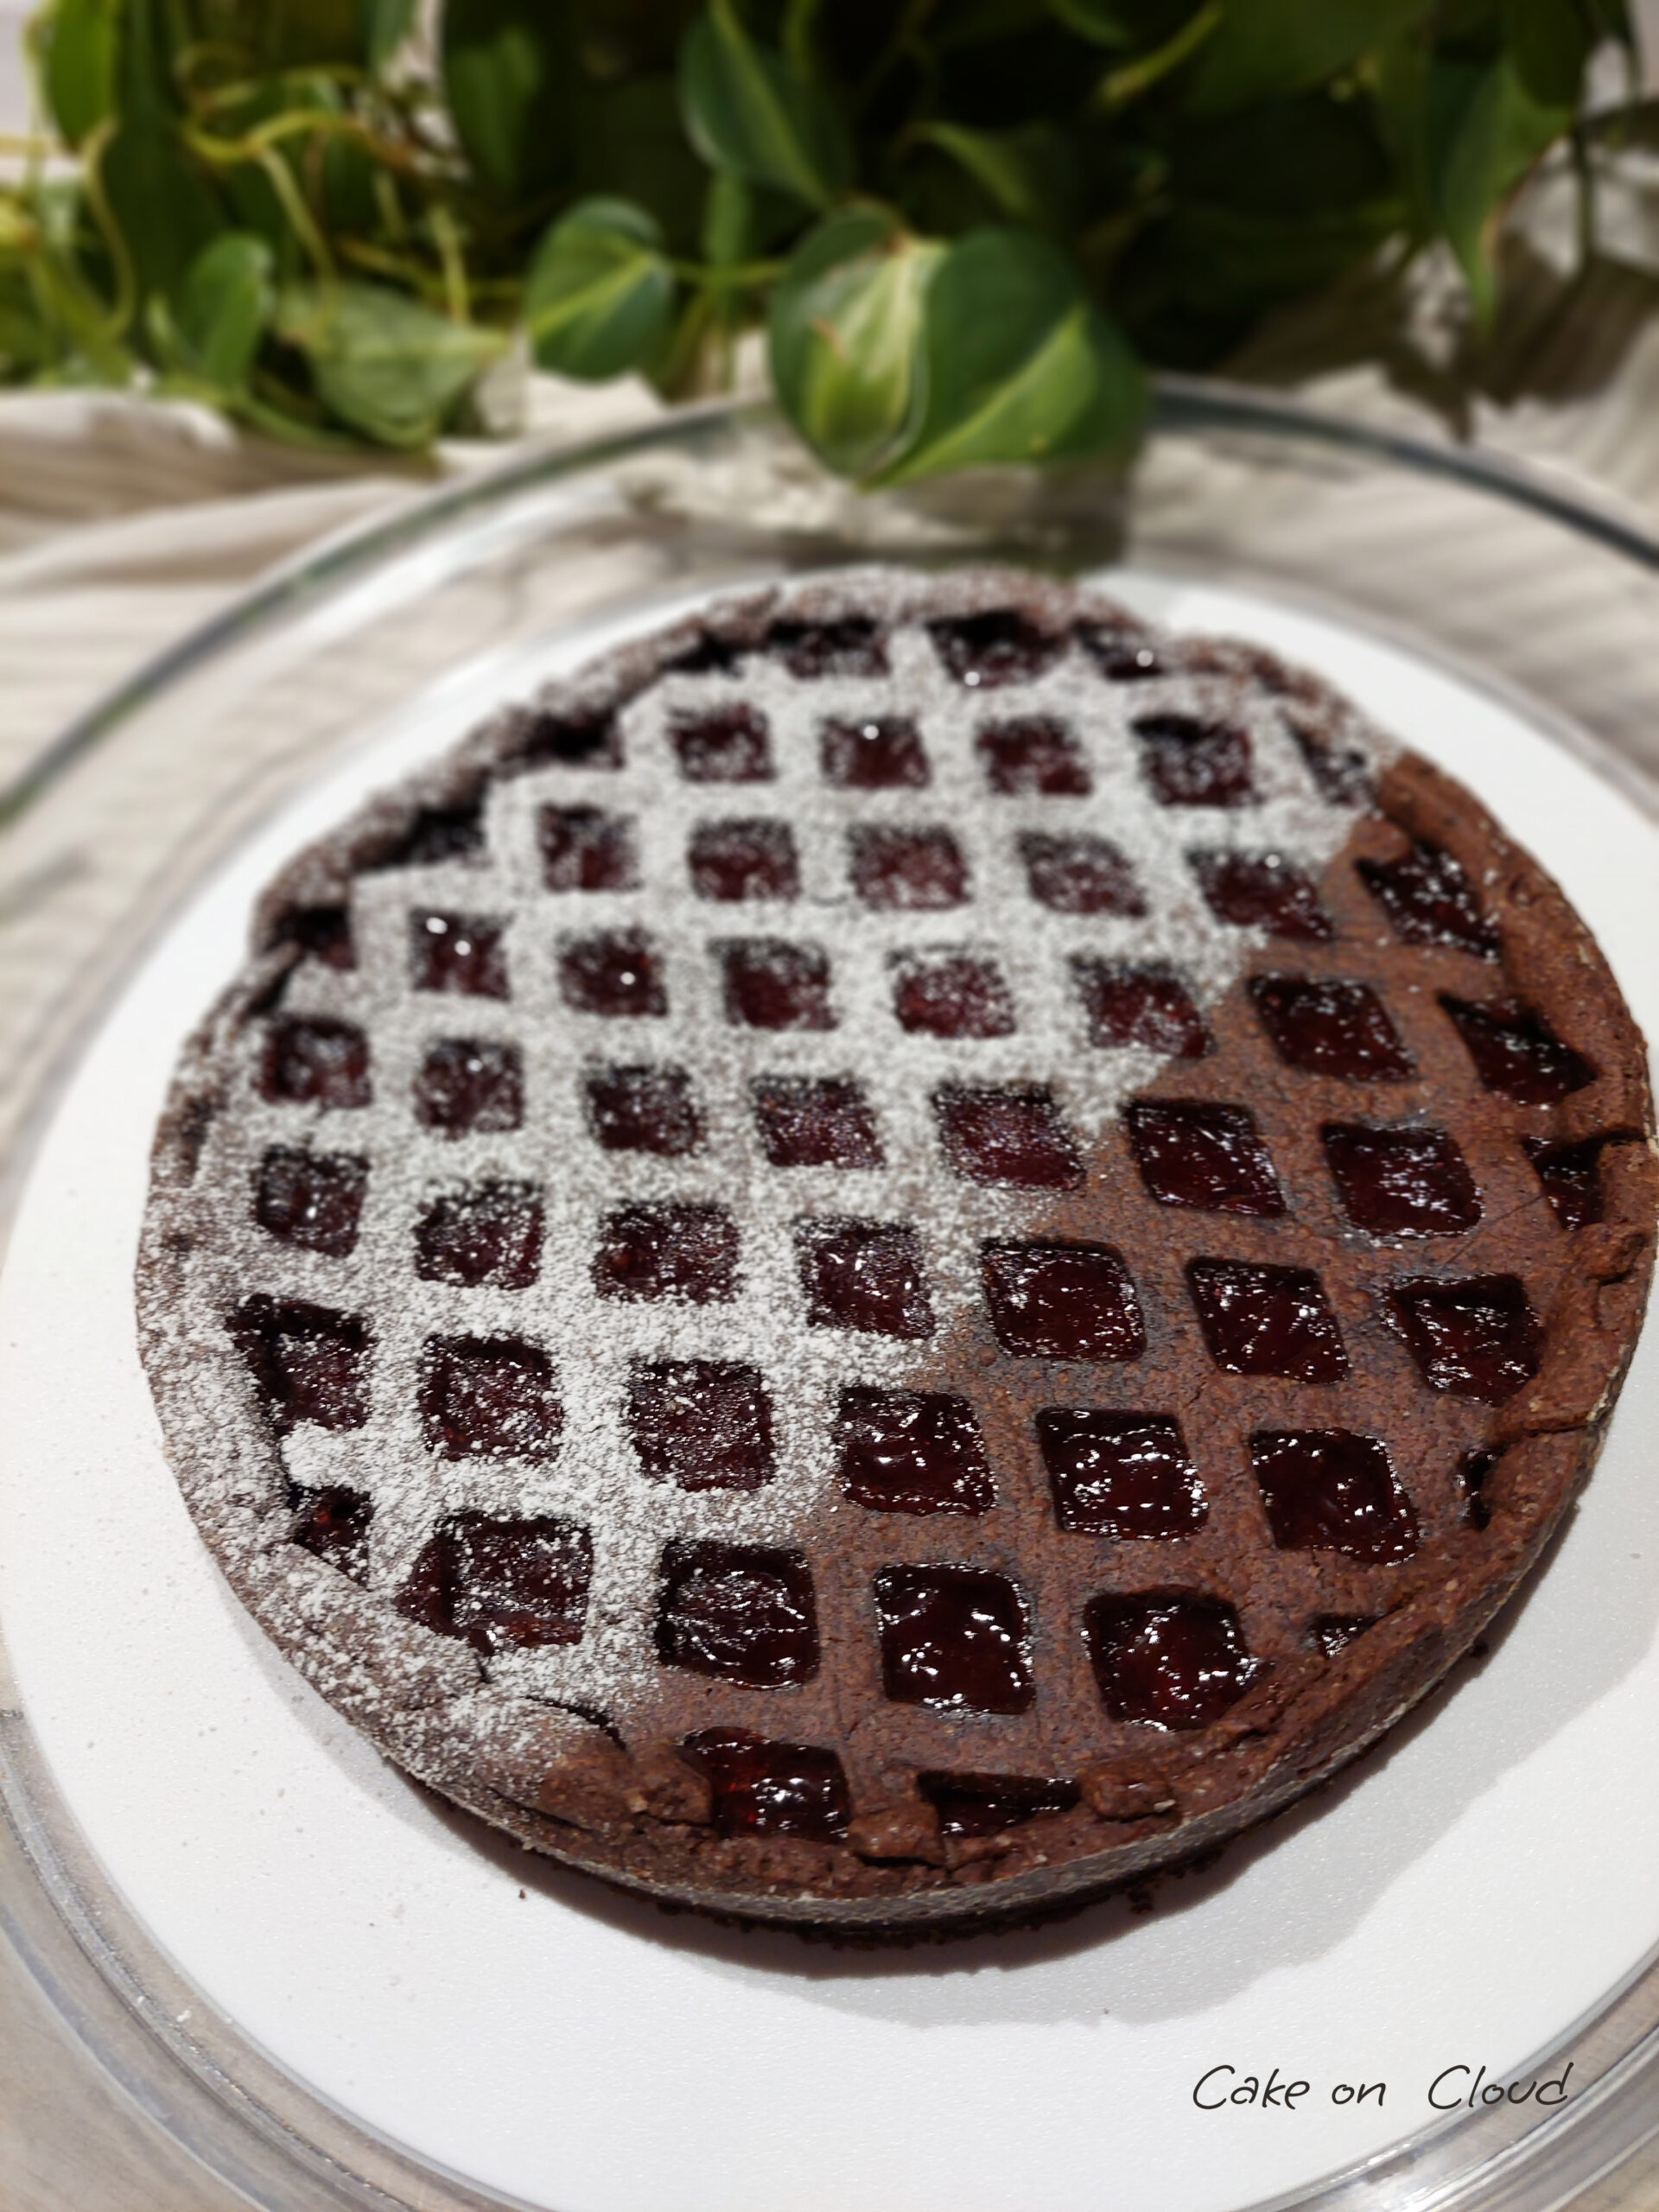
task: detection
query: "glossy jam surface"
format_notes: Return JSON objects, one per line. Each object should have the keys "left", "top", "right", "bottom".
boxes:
{"left": 397, "top": 1512, "right": 591, "bottom": 1654}
{"left": 928, "top": 610, "right": 1063, "bottom": 688}
{"left": 1389, "top": 1275, "right": 1542, "bottom": 1402}
{"left": 1076, "top": 620, "right": 1160, "bottom": 681}
{"left": 982, "top": 1239, "right": 1146, "bottom": 1360}
{"left": 254, "top": 1147, "right": 367, "bottom": 1257}
{"left": 260, "top": 1016, "right": 371, "bottom": 1109}
{"left": 893, "top": 951, "right": 1015, "bottom": 1038}
{"left": 1134, "top": 713, "right": 1255, "bottom": 808}
{"left": 1287, "top": 721, "right": 1371, "bottom": 805}
{"left": 1075, "top": 963, "right": 1209, "bottom": 1057}
{"left": 517, "top": 705, "right": 620, "bottom": 767}
{"left": 1322, "top": 1122, "right": 1481, "bottom": 1236}
{"left": 1192, "top": 850, "right": 1334, "bottom": 940}
{"left": 585, "top": 1064, "right": 702, "bottom": 1156}
{"left": 690, "top": 818, "right": 799, "bottom": 902}
{"left": 1187, "top": 1260, "right": 1348, "bottom": 1381}
{"left": 280, "top": 905, "right": 354, "bottom": 969}
{"left": 415, "top": 1180, "right": 543, "bottom": 1287}
{"left": 1020, "top": 830, "right": 1145, "bottom": 916}
{"left": 850, "top": 825, "right": 969, "bottom": 910}
{"left": 1524, "top": 1135, "right": 1607, "bottom": 1229}
{"left": 1037, "top": 1410, "right": 1207, "bottom": 1538}
{"left": 918, "top": 1770, "right": 1082, "bottom": 1838}
{"left": 720, "top": 938, "right": 836, "bottom": 1030}
{"left": 1249, "top": 1430, "right": 1419, "bottom": 1561}
{"left": 1460, "top": 1446, "right": 1502, "bottom": 1529}
{"left": 1358, "top": 840, "right": 1499, "bottom": 958}
{"left": 418, "top": 1334, "right": 563, "bottom": 1459}
{"left": 539, "top": 805, "right": 639, "bottom": 893}
{"left": 1085, "top": 1592, "right": 1259, "bottom": 1728}
{"left": 766, "top": 616, "right": 888, "bottom": 679}
{"left": 875, "top": 1566, "right": 1034, "bottom": 1713}
{"left": 819, "top": 714, "right": 929, "bottom": 788}
{"left": 836, "top": 1386, "right": 993, "bottom": 1515}
{"left": 1126, "top": 1098, "right": 1284, "bottom": 1215}
{"left": 752, "top": 1076, "right": 882, "bottom": 1168}
{"left": 935, "top": 1084, "right": 1084, "bottom": 1189}
{"left": 558, "top": 930, "right": 668, "bottom": 1018}
{"left": 593, "top": 1202, "right": 740, "bottom": 1303}
{"left": 1249, "top": 974, "right": 1414, "bottom": 1082}
{"left": 413, "top": 1038, "right": 523, "bottom": 1135}
{"left": 976, "top": 715, "right": 1090, "bottom": 795}
{"left": 796, "top": 1217, "right": 935, "bottom": 1338}
{"left": 1441, "top": 996, "right": 1596, "bottom": 1104}
{"left": 1308, "top": 1614, "right": 1374, "bottom": 1656}
{"left": 289, "top": 1484, "right": 373, "bottom": 1581}
{"left": 655, "top": 1541, "right": 819, "bottom": 1686}
{"left": 682, "top": 1729, "right": 851, "bottom": 1840}
{"left": 410, "top": 911, "right": 509, "bottom": 1000}
{"left": 628, "top": 1359, "right": 775, "bottom": 1490}
{"left": 231, "top": 1295, "right": 369, "bottom": 1431}
{"left": 670, "top": 703, "right": 773, "bottom": 782}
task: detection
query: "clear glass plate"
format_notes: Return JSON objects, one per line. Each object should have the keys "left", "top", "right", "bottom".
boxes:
{"left": 2, "top": 385, "right": 1657, "bottom": 2212}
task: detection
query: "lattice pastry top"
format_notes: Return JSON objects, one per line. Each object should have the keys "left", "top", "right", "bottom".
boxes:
{"left": 137, "top": 567, "right": 1657, "bottom": 1931}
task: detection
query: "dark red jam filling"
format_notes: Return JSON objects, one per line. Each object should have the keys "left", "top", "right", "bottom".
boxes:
{"left": 670, "top": 703, "right": 773, "bottom": 782}
{"left": 539, "top": 805, "right": 639, "bottom": 893}
{"left": 279, "top": 905, "right": 355, "bottom": 969}
{"left": 1287, "top": 721, "right": 1371, "bottom": 805}
{"left": 515, "top": 706, "right": 620, "bottom": 768}
{"left": 934, "top": 1085, "right": 1084, "bottom": 1190}
{"left": 260, "top": 1016, "right": 371, "bottom": 1109}
{"left": 720, "top": 938, "right": 836, "bottom": 1030}
{"left": 982, "top": 1240, "right": 1146, "bottom": 1361}
{"left": 1037, "top": 1410, "right": 1207, "bottom": 1539}
{"left": 371, "top": 798, "right": 486, "bottom": 869}
{"left": 558, "top": 930, "right": 668, "bottom": 1017}
{"left": 928, "top": 610, "right": 1064, "bottom": 687}
{"left": 1523, "top": 1135, "right": 1609, "bottom": 1230}
{"left": 1388, "top": 1275, "right": 1542, "bottom": 1402}
{"left": 289, "top": 1484, "right": 373, "bottom": 1582}
{"left": 628, "top": 1359, "right": 775, "bottom": 1490}
{"left": 1322, "top": 1123, "right": 1481, "bottom": 1237}
{"left": 1126, "top": 1098, "right": 1284, "bottom": 1216}
{"left": 1307, "top": 1614, "right": 1375, "bottom": 1656}
{"left": 1084, "top": 1592, "right": 1259, "bottom": 1728}
{"left": 1249, "top": 975, "right": 1414, "bottom": 1082}
{"left": 976, "top": 715, "right": 1091, "bottom": 795}
{"left": 1020, "top": 831, "right": 1146, "bottom": 917}
{"left": 690, "top": 818, "right": 799, "bottom": 902}
{"left": 655, "top": 1541, "right": 819, "bottom": 1686}
{"left": 414, "top": 1038, "right": 523, "bottom": 1135}
{"left": 893, "top": 952, "right": 1016, "bottom": 1039}
{"left": 1191, "top": 849, "right": 1334, "bottom": 939}
{"left": 1186, "top": 1260, "right": 1348, "bottom": 1382}
{"left": 254, "top": 1147, "right": 367, "bottom": 1257}
{"left": 851, "top": 825, "right": 969, "bottom": 910}
{"left": 918, "top": 1770, "right": 1082, "bottom": 1838}
{"left": 1075, "top": 620, "right": 1160, "bottom": 681}
{"left": 836, "top": 1386, "right": 993, "bottom": 1516}
{"left": 819, "top": 715, "right": 929, "bottom": 788}
{"left": 682, "top": 1730, "right": 851, "bottom": 1840}
{"left": 1133, "top": 713, "right": 1255, "bottom": 808}
{"left": 593, "top": 1203, "right": 740, "bottom": 1303}
{"left": 415, "top": 1180, "right": 543, "bottom": 1288}
{"left": 796, "top": 1217, "right": 935, "bottom": 1338}
{"left": 1440, "top": 996, "right": 1596, "bottom": 1104}
{"left": 585, "top": 1064, "right": 702, "bottom": 1156}
{"left": 1459, "top": 1446, "right": 1503, "bottom": 1530}
{"left": 664, "top": 632, "right": 743, "bottom": 677}
{"left": 1357, "top": 841, "right": 1499, "bottom": 958}
{"left": 231, "top": 1296, "right": 369, "bottom": 1431}
{"left": 1249, "top": 1429, "right": 1419, "bottom": 1562}
{"left": 766, "top": 616, "right": 888, "bottom": 678}
{"left": 875, "top": 1566, "right": 1034, "bottom": 1714}
{"left": 418, "top": 1334, "right": 562, "bottom": 1459}
{"left": 752, "top": 1076, "right": 883, "bottom": 1168}
{"left": 397, "top": 1512, "right": 591, "bottom": 1654}
{"left": 1074, "top": 963, "right": 1209, "bottom": 1058}
{"left": 410, "top": 911, "right": 509, "bottom": 1000}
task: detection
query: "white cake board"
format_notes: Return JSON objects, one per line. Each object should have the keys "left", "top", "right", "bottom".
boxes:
{"left": 2, "top": 573, "right": 1656, "bottom": 2212}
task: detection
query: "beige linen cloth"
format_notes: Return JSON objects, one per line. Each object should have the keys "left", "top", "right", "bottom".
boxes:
{"left": 8, "top": 193, "right": 1659, "bottom": 2207}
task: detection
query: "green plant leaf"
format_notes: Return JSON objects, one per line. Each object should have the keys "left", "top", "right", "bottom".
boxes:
{"left": 1046, "top": 0, "right": 1135, "bottom": 46}
{"left": 1503, "top": 0, "right": 1592, "bottom": 108}
{"left": 576, "top": 75, "right": 709, "bottom": 259}
{"left": 1430, "top": 50, "right": 1571, "bottom": 319}
{"left": 911, "top": 121, "right": 1075, "bottom": 230}
{"left": 442, "top": 0, "right": 582, "bottom": 208}
{"left": 768, "top": 206, "right": 939, "bottom": 475}
{"left": 38, "top": 0, "right": 120, "bottom": 149}
{"left": 525, "top": 197, "right": 675, "bottom": 378}
{"left": 1184, "top": 0, "right": 1433, "bottom": 115}
{"left": 875, "top": 226, "right": 1145, "bottom": 483}
{"left": 99, "top": 121, "right": 224, "bottom": 301}
{"left": 679, "top": 0, "right": 851, "bottom": 210}
{"left": 362, "top": 0, "right": 416, "bottom": 73}
{"left": 175, "top": 232, "right": 274, "bottom": 388}
{"left": 276, "top": 279, "right": 505, "bottom": 443}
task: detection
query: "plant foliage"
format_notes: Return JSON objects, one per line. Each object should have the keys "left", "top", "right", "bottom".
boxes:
{"left": 0, "top": 0, "right": 1637, "bottom": 474}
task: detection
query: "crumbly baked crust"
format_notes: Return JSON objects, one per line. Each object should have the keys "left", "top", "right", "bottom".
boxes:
{"left": 137, "top": 566, "right": 1657, "bottom": 1931}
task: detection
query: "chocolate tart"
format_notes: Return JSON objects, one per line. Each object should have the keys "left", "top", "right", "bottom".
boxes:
{"left": 137, "top": 567, "right": 1658, "bottom": 1932}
